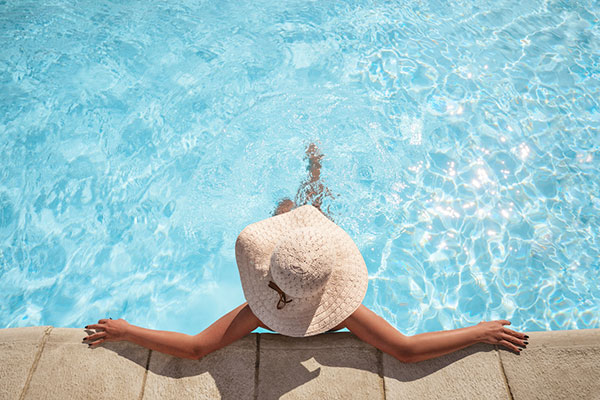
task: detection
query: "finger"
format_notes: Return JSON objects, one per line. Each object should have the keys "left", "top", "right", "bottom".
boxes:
{"left": 84, "top": 324, "right": 106, "bottom": 331}
{"left": 98, "top": 319, "right": 110, "bottom": 324}
{"left": 499, "top": 339, "right": 521, "bottom": 353}
{"left": 498, "top": 320, "right": 511, "bottom": 325}
{"left": 503, "top": 327, "right": 527, "bottom": 340}
{"left": 501, "top": 332, "right": 526, "bottom": 348}
{"left": 89, "top": 338, "right": 105, "bottom": 348}
{"left": 84, "top": 332, "right": 107, "bottom": 342}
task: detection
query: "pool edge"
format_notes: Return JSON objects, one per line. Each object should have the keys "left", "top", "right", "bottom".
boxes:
{"left": 0, "top": 327, "right": 598, "bottom": 399}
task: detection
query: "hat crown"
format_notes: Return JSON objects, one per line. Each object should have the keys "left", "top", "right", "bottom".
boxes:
{"left": 270, "top": 227, "right": 336, "bottom": 298}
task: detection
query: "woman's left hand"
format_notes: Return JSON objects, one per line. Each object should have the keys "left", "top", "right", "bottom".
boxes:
{"left": 83, "top": 318, "right": 131, "bottom": 347}
{"left": 476, "top": 320, "right": 528, "bottom": 353}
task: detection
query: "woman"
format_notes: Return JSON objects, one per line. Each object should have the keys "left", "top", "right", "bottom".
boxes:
{"left": 83, "top": 143, "right": 528, "bottom": 362}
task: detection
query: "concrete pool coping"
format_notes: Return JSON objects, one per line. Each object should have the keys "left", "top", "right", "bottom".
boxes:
{"left": 0, "top": 327, "right": 598, "bottom": 399}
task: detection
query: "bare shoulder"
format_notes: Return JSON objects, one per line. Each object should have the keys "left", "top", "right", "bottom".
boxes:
{"left": 329, "top": 304, "right": 369, "bottom": 331}
{"left": 246, "top": 305, "right": 274, "bottom": 331}
{"left": 345, "top": 304, "right": 392, "bottom": 327}
{"left": 346, "top": 304, "right": 368, "bottom": 320}
{"left": 256, "top": 318, "right": 274, "bottom": 331}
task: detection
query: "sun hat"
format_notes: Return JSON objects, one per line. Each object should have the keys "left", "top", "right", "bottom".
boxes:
{"left": 235, "top": 204, "right": 369, "bottom": 337}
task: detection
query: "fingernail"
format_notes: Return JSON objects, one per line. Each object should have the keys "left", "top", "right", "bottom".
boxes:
{"left": 85, "top": 326, "right": 88, "bottom": 329}
{"left": 524, "top": 335, "right": 529, "bottom": 339}
{"left": 524, "top": 341, "right": 529, "bottom": 345}
{"left": 82, "top": 337, "right": 87, "bottom": 341}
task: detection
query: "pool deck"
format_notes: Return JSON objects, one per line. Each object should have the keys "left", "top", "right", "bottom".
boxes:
{"left": 0, "top": 327, "right": 598, "bottom": 399}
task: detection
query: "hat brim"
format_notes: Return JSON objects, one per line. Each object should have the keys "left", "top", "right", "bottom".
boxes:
{"left": 235, "top": 205, "right": 368, "bottom": 337}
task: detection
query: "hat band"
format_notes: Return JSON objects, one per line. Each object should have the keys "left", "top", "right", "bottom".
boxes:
{"left": 268, "top": 280, "right": 293, "bottom": 310}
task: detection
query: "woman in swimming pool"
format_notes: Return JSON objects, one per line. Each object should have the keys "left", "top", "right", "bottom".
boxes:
{"left": 83, "top": 143, "right": 528, "bottom": 362}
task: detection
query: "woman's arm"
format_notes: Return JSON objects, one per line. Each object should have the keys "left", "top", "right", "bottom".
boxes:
{"left": 84, "top": 302, "right": 260, "bottom": 360}
{"left": 344, "top": 305, "right": 529, "bottom": 363}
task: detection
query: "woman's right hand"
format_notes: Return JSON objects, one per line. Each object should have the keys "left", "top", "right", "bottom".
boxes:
{"left": 84, "top": 318, "right": 131, "bottom": 347}
{"left": 476, "top": 320, "right": 529, "bottom": 353}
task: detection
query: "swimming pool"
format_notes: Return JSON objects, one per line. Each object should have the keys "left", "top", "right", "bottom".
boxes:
{"left": 0, "top": 0, "right": 598, "bottom": 335}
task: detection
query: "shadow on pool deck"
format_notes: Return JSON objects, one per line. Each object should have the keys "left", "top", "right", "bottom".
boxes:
{"left": 1, "top": 327, "right": 599, "bottom": 399}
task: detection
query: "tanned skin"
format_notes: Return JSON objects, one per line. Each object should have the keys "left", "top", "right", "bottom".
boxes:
{"left": 84, "top": 143, "right": 529, "bottom": 361}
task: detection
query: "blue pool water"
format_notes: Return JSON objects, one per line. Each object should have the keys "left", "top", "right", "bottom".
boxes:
{"left": 0, "top": 0, "right": 598, "bottom": 335}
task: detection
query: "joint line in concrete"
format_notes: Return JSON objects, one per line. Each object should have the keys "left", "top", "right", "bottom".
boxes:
{"left": 495, "top": 345, "right": 514, "bottom": 400}
{"left": 376, "top": 349, "right": 386, "bottom": 400}
{"left": 138, "top": 349, "right": 152, "bottom": 400}
{"left": 19, "top": 326, "right": 53, "bottom": 400}
{"left": 253, "top": 334, "right": 261, "bottom": 400}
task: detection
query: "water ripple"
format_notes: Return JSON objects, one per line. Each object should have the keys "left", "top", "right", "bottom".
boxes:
{"left": 0, "top": 0, "right": 599, "bottom": 334}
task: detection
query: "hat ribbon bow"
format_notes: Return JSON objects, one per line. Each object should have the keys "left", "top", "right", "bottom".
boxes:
{"left": 268, "top": 280, "right": 293, "bottom": 309}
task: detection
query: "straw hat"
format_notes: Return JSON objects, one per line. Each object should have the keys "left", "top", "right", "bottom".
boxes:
{"left": 235, "top": 204, "right": 368, "bottom": 337}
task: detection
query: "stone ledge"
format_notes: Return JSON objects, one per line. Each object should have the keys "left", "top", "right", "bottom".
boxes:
{"left": 0, "top": 326, "right": 50, "bottom": 400}
{"left": 0, "top": 327, "right": 598, "bottom": 399}
{"left": 499, "top": 329, "right": 600, "bottom": 400}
